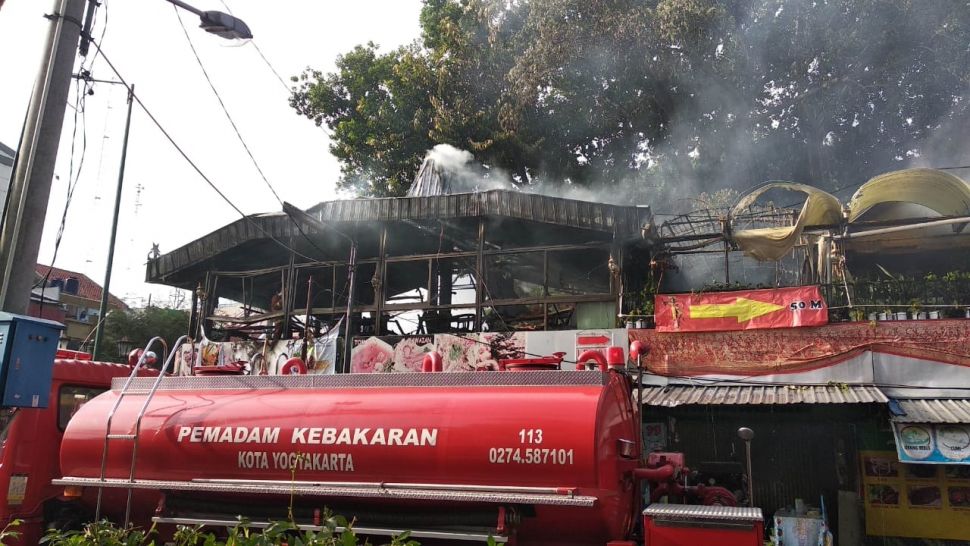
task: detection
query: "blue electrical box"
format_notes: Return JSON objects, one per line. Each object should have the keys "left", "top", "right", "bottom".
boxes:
{"left": 0, "top": 313, "right": 63, "bottom": 408}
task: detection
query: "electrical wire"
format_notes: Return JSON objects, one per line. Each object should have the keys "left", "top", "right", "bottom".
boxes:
{"left": 86, "top": 38, "right": 322, "bottom": 264}
{"left": 83, "top": 0, "right": 109, "bottom": 72}
{"left": 37, "top": 0, "right": 111, "bottom": 296}
{"left": 172, "top": 7, "right": 342, "bottom": 262}
{"left": 36, "top": 73, "right": 92, "bottom": 294}
{"left": 55, "top": 76, "right": 90, "bottom": 250}
{"left": 216, "top": 0, "right": 333, "bottom": 143}
{"left": 250, "top": 40, "right": 292, "bottom": 92}
{"left": 172, "top": 6, "right": 283, "bottom": 207}
{"left": 204, "top": 0, "right": 342, "bottom": 260}
{"left": 216, "top": 0, "right": 291, "bottom": 94}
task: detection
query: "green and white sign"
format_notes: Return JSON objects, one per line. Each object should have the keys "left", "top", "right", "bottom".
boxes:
{"left": 894, "top": 423, "right": 970, "bottom": 465}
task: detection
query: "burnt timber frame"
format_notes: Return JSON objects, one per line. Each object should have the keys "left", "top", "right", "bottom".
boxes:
{"left": 146, "top": 190, "right": 653, "bottom": 339}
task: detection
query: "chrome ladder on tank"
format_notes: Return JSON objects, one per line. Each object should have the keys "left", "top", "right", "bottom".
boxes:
{"left": 94, "top": 335, "right": 187, "bottom": 526}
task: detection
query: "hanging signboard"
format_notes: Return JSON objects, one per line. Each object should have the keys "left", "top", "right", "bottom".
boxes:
{"left": 643, "top": 422, "right": 667, "bottom": 453}
{"left": 893, "top": 422, "right": 970, "bottom": 465}
{"left": 653, "top": 285, "right": 828, "bottom": 333}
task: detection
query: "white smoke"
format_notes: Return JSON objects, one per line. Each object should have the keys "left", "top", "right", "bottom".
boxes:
{"left": 427, "top": 143, "right": 475, "bottom": 170}
{"left": 421, "top": 143, "right": 652, "bottom": 205}
{"left": 423, "top": 144, "right": 510, "bottom": 193}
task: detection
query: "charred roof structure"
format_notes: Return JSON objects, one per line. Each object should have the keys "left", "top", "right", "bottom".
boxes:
{"left": 147, "top": 160, "right": 970, "bottom": 352}
{"left": 148, "top": 178, "right": 653, "bottom": 346}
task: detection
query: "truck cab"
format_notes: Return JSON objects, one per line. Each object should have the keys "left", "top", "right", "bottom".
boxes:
{"left": 0, "top": 351, "right": 152, "bottom": 545}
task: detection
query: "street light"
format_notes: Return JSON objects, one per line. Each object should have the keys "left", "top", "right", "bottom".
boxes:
{"left": 738, "top": 427, "right": 756, "bottom": 507}
{"left": 116, "top": 336, "right": 135, "bottom": 359}
{"left": 166, "top": 0, "right": 253, "bottom": 40}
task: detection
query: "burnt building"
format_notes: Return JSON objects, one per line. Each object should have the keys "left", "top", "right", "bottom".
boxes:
{"left": 147, "top": 165, "right": 970, "bottom": 544}
{"left": 147, "top": 186, "right": 653, "bottom": 356}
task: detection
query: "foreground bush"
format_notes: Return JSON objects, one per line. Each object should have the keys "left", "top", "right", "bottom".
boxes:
{"left": 29, "top": 516, "right": 421, "bottom": 546}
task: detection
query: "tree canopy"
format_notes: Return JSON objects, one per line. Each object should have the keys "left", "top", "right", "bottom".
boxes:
{"left": 291, "top": 0, "right": 970, "bottom": 208}
{"left": 98, "top": 306, "right": 190, "bottom": 363}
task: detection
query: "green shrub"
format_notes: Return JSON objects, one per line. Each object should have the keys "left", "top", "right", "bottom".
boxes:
{"left": 36, "top": 517, "right": 421, "bottom": 546}
{"left": 0, "top": 520, "right": 21, "bottom": 545}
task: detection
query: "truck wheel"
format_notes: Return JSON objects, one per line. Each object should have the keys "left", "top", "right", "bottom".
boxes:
{"left": 44, "top": 500, "right": 85, "bottom": 532}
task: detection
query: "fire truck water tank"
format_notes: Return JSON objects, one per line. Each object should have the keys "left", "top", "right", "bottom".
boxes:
{"left": 59, "top": 369, "right": 641, "bottom": 545}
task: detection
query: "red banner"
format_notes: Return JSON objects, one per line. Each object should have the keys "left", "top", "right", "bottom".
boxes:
{"left": 654, "top": 285, "right": 828, "bottom": 333}
{"left": 629, "top": 319, "right": 970, "bottom": 377}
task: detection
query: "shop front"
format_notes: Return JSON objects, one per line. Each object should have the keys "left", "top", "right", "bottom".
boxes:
{"left": 858, "top": 398, "right": 970, "bottom": 542}
{"left": 641, "top": 390, "right": 970, "bottom": 545}
{"left": 641, "top": 384, "right": 886, "bottom": 546}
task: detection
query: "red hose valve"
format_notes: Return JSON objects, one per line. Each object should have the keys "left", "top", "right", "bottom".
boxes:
{"left": 575, "top": 350, "right": 608, "bottom": 371}
{"left": 128, "top": 349, "right": 157, "bottom": 368}
{"left": 281, "top": 357, "right": 308, "bottom": 375}
{"left": 422, "top": 351, "right": 443, "bottom": 372}
{"left": 629, "top": 340, "right": 649, "bottom": 367}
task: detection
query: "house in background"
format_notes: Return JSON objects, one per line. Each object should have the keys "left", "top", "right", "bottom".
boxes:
{"left": 31, "top": 264, "right": 127, "bottom": 350}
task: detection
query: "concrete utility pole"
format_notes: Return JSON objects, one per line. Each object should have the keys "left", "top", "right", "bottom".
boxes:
{"left": 0, "top": 0, "right": 85, "bottom": 314}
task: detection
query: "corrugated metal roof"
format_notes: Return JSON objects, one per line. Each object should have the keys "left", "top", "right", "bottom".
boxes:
{"left": 307, "top": 190, "right": 648, "bottom": 234}
{"left": 891, "top": 398, "right": 970, "bottom": 423}
{"left": 643, "top": 503, "right": 763, "bottom": 522}
{"left": 640, "top": 384, "right": 888, "bottom": 406}
{"left": 147, "top": 190, "right": 651, "bottom": 285}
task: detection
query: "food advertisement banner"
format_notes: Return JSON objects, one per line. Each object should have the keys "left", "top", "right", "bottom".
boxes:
{"left": 351, "top": 332, "right": 526, "bottom": 373}
{"left": 349, "top": 330, "right": 626, "bottom": 373}
{"left": 893, "top": 423, "right": 970, "bottom": 465}
{"left": 861, "top": 451, "right": 970, "bottom": 540}
{"left": 654, "top": 286, "right": 828, "bottom": 333}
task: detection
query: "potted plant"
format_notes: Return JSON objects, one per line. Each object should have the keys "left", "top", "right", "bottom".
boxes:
{"left": 639, "top": 299, "right": 655, "bottom": 328}
{"left": 631, "top": 286, "right": 656, "bottom": 329}
{"left": 909, "top": 299, "right": 926, "bottom": 320}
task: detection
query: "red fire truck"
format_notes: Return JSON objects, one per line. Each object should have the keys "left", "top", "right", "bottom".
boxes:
{"left": 0, "top": 350, "right": 156, "bottom": 545}
{"left": 4, "top": 343, "right": 764, "bottom": 546}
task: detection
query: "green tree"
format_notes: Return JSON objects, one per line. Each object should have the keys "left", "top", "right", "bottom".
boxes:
{"left": 98, "top": 307, "right": 190, "bottom": 363}
{"left": 292, "top": 0, "right": 970, "bottom": 206}
{"left": 291, "top": 42, "right": 437, "bottom": 196}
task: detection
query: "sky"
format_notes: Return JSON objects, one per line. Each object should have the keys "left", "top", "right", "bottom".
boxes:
{"left": 0, "top": 0, "right": 423, "bottom": 308}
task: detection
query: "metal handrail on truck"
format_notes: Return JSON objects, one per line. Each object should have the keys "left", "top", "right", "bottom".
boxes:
{"left": 94, "top": 335, "right": 187, "bottom": 525}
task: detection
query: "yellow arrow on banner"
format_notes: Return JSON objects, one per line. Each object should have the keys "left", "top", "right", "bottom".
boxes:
{"left": 689, "top": 298, "right": 786, "bottom": 323}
